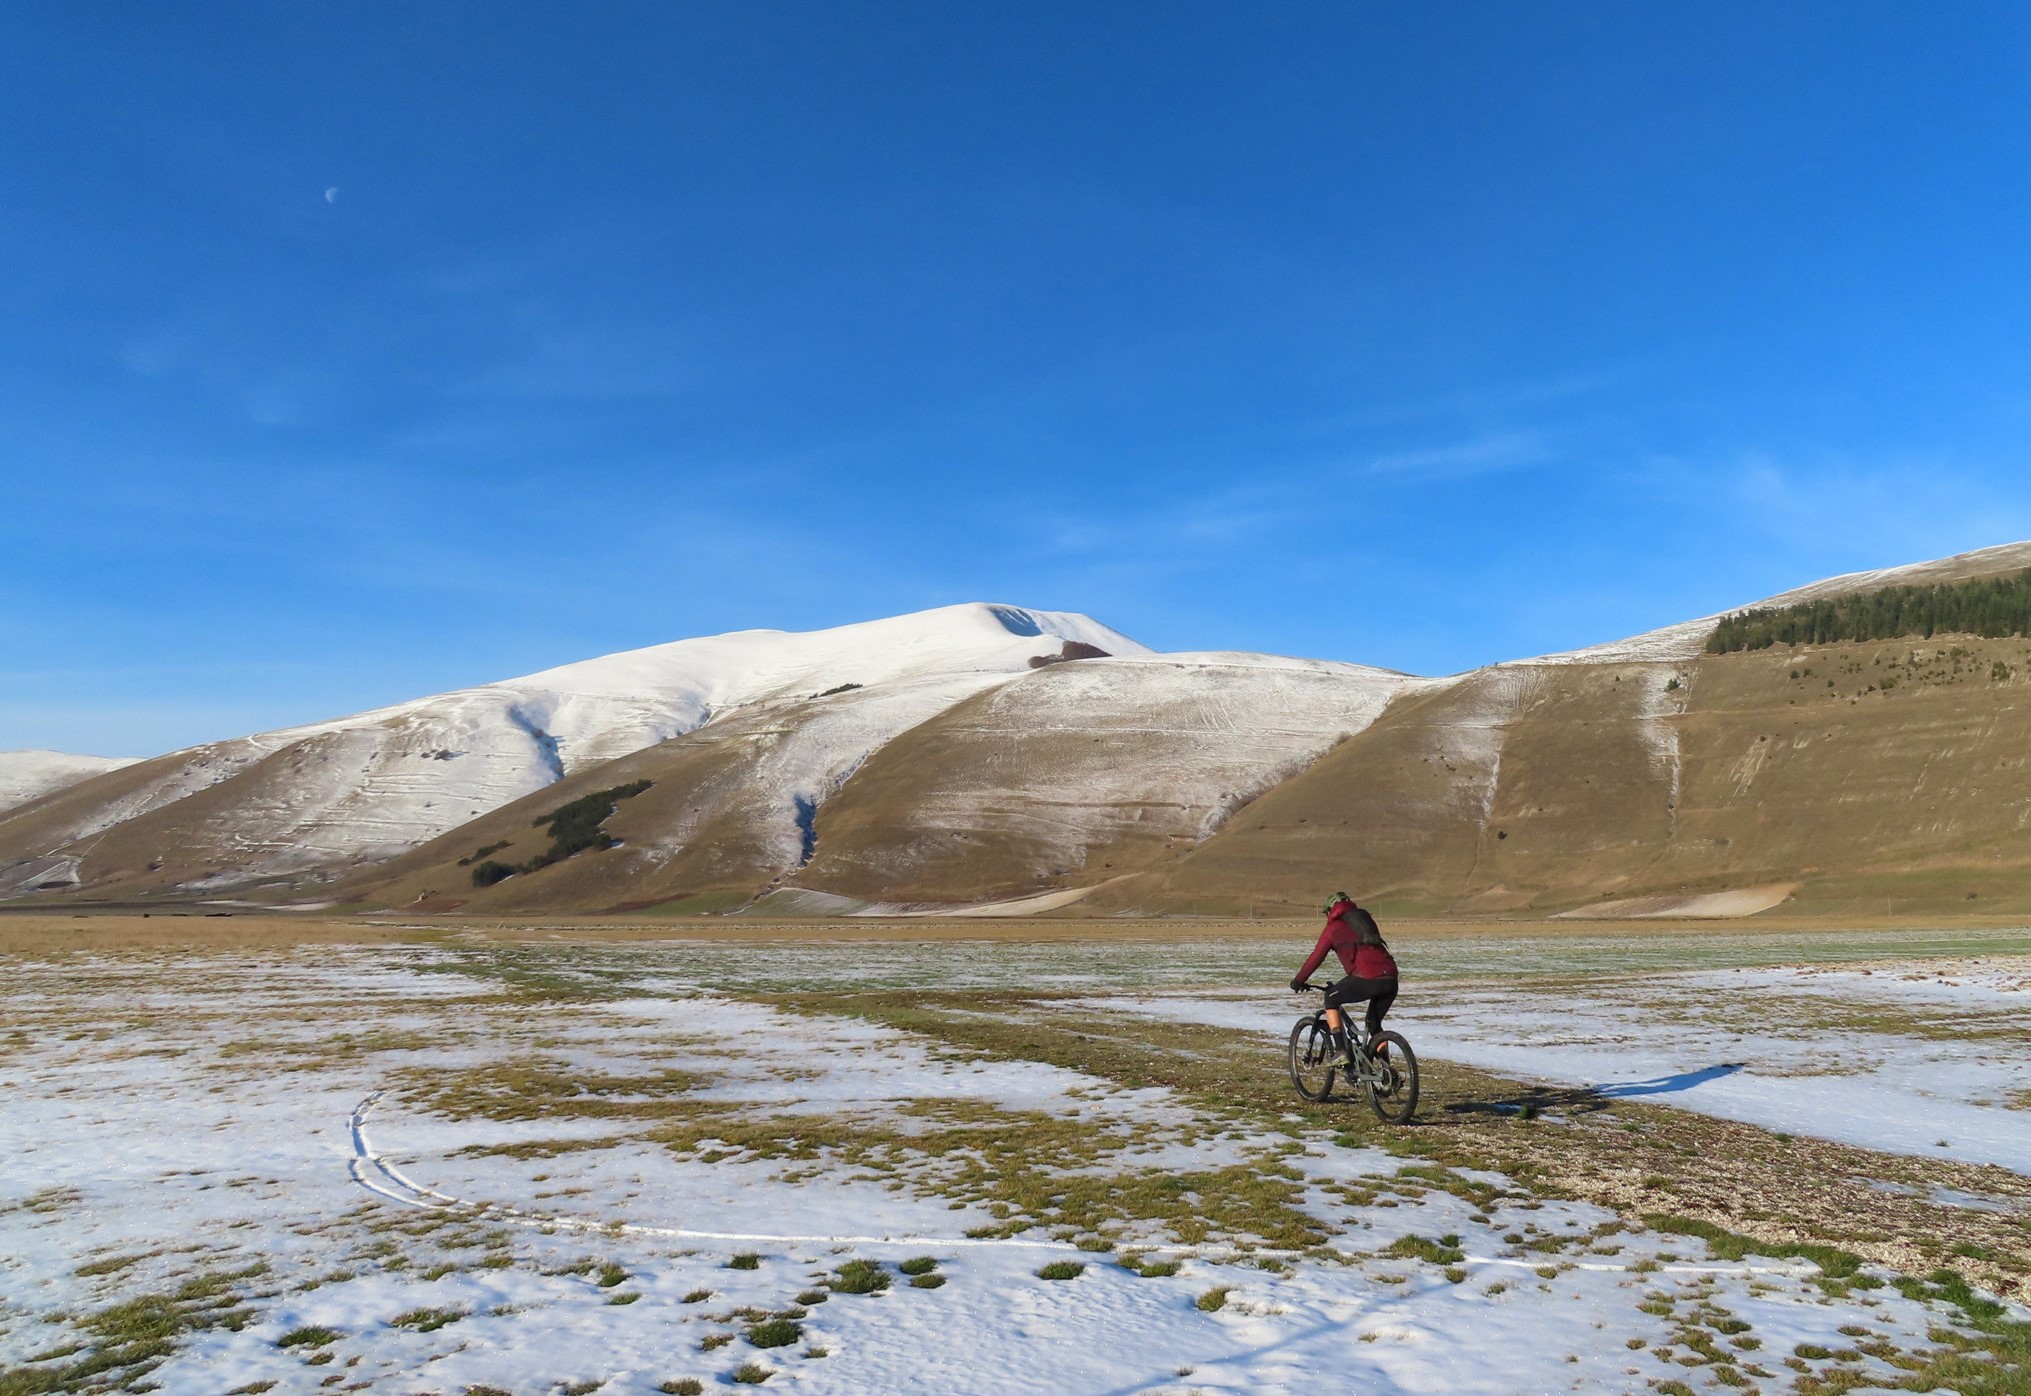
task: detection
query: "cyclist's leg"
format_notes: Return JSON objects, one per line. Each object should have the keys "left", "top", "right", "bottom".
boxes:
{"left": 1327, "top": 977, "right": 1381, "bottom": 1057}
{"left": 1320, "top": 978, "right": 1355, "bottom": 1046}
{"left": 1364, "top": 980, "right": 1398, "bottom": 1054}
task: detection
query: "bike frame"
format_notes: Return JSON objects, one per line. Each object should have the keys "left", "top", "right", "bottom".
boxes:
{"left": 1296, "top": 989, "right": 1385, "bottom": 1084}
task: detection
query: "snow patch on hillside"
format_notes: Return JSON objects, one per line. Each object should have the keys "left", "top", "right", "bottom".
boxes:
{"left": 805, "top": 655, "right": 1430, "bottom": 895}
{"left": 0, "top": 750, "right": 137, "bottom": 813}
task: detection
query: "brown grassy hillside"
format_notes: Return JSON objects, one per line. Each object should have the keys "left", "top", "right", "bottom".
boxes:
{"left": 1098, "top": 636, "right": 2031, "bottom": 918}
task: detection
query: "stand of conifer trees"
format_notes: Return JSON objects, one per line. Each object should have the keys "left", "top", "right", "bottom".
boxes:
{"left": 1707, "top": 569, "right": 2031, "bottom": 653}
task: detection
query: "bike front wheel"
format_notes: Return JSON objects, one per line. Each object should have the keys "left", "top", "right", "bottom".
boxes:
{"left": 1289, "top": 1017, "right": 1336, "bottom": 1101}
{"left": 1363, "top": 1032, "right": 1419, "bottom": 1123}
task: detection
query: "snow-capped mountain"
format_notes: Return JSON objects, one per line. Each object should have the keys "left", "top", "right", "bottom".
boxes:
{"left": 0, "top": 605, "right": 1143, "bottom": 895}
{"left": 353, "top": 648, "right": 1427, "bottom": 915}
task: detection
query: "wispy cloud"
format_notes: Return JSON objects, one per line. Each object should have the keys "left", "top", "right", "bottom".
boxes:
{"left": 1294, "top": 365, "right": 1634, "bottom": 439}
{"left": 1363, "top": 431, "right": 1553, "bottom": 482}
{"left": 1623, "top": 450, "right": 2031, "bottom": 606}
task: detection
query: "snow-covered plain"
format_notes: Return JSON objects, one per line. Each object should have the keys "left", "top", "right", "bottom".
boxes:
{"left": 4, "top": 940, "right": 2021, "bottom": 1394}
{"left": 1075, "top": 955, "right": 2031, "bottom": 1175}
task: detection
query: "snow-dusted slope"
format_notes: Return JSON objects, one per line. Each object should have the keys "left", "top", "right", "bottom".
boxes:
{"left": 0, "top": 605, "right": 1146, "bottom": 893}
{"left": 791, "top": 652, "right": 1429, "bottom": 904}
{"left": 0, "top": 751, "right": 137, "bottom": 813}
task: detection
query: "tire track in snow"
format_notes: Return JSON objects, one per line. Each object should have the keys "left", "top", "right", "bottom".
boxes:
{"left": 346, "top": 1093, "right": 1818, "bottom": 1276}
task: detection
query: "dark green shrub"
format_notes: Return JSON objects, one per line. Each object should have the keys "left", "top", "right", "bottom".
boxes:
{"left": 528, "top": 780, "right": 652, "bottom": 865}
{"left": 470, "top": 781, "right": 652, "bottom": 886}
{"left": 469, "top": 860, "right": 515, "bottom": 888}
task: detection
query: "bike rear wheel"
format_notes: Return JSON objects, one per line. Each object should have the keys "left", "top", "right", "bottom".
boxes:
{"left": 1288, "top": 1017, "right": 1336, "bottom": 1101}
{"left": 1362, "top": 1032, "right": 1419, "bottom": 1123}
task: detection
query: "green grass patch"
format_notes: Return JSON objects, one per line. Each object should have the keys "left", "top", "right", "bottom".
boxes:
{"left": 0, "top": 1268, "right": 263, "bottom": 1395}
{"left": 745, "top": 1318, "right": 802, "bottom": 1349}
{"left": 1036, "top": 1260, "right": 1085, "bottom": 1280}
{"left": 1384, "top": 1234, "right": 1466, "bottom": 1266}
{"left": 831, "top": 1259, "right": 890, "bottom": 1294}
{"left": 388, "top": 1305, "right": 467, "bottom": 1333}
{"left": 277, "top": 1325, "right": 342, "bottom": 1348}
{"left": 1643, "top": 1215, "right": 1862, "bottom": 1278}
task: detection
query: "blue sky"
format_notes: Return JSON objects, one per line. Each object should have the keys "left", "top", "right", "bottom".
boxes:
{"left": 8, "top": 3, "right": 2031, "bottom": 756}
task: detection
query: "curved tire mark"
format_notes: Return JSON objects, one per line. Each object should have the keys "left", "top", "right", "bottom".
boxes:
{"left": 345, "top": 1092, "right": 1819, "bottom": 1276}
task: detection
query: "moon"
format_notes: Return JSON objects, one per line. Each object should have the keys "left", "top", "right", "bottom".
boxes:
{"left": 324, "top": 187, "right": 339, "bottom": 204}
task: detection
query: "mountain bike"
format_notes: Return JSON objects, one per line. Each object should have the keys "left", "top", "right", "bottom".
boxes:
{"left": 1288, "top": 982, "right": 1419, "bottom": 1122}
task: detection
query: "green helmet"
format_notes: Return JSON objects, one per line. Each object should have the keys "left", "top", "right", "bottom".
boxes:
{"left": 1321, "top": 891, "right": 1354, "bottom": 915}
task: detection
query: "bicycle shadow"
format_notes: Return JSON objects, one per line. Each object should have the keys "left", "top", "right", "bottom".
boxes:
{"left": 1439, "top": 1063, "right": 1746, "bottom": 1121}
{"left": 1594, "top": 1062, "right": 1745, "bottom": 1097}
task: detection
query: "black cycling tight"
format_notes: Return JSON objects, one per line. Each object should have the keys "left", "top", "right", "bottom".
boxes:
{"left": 1324, "top": 975, "right": 1398, "bottom": 1037}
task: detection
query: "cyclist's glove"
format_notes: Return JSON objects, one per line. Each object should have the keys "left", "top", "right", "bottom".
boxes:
{"left": 1289, "top": 977, "right": 1306, "bottom": 992}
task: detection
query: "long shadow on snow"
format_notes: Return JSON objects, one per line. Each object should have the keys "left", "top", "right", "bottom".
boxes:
{"left": 1439, "top": 1064, "right": 1743, "bottom": 1120}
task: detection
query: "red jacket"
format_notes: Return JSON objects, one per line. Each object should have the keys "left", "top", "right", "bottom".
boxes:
{"left": 1297, "top": 905, "right": 1397, "bottom": 982}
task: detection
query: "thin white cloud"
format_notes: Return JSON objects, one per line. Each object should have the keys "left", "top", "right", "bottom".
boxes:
{"left": 1364, "top": 431, "right": 1553, "bottom": 481}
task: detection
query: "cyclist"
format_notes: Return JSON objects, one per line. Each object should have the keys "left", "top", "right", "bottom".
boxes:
{"left": 1290, "top": 892, "right": 1398, "bottom": 1061}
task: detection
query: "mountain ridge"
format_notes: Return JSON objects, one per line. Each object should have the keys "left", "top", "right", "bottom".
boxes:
{"left": 11, "top": 545, "right": 2031, "bottom": 917}
{"left": 0, "top": 603, "right": 1142, "bottom": 899}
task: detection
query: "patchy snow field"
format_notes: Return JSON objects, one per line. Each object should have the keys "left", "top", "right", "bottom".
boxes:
{"left": 3, "top": 937, "right": 2026, "bottom": 1394}
{"left": 1092, "top": 950, "right": 2031, "bottom": 1175}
